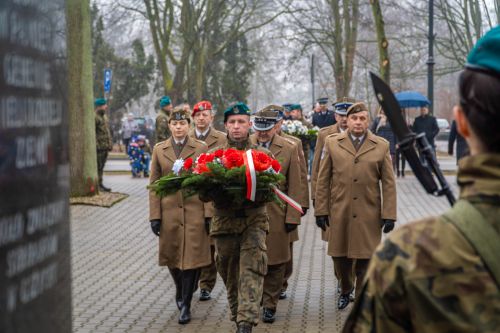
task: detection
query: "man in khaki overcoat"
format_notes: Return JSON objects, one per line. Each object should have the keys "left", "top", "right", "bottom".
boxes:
{"left": 188, "top": 100, "right": 226, "bottom": 301}
{"left": 275, "top": 108, "right": 309, "bottom": 300}
{"left": 315, "top": 102, "right": 397, "bottom": 310}
{"left": 311, "top": 98, "right": 353, "bottom": 242}
{"left": 250, "top": 107, "right": 302, "bottom": 323}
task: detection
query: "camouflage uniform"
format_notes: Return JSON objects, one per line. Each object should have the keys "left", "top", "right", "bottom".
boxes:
{"left": 343, "top": 154, "right": 500, "bottom": 333}
{"left": 155, "top": 109, "right": 170, "bottom": 143}
{"left": 95, "top": 111, "right": 112, "bottom": 186}
{"left": 211, "top": 136, "right": 270, "bottom": 326}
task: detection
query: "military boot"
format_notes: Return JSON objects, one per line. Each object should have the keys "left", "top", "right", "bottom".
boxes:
{"left": 169, "top": 268, "right": 183, "bottom": 310}
{"left": 99, "top": 183, "right": 112, "bottom": 192}
{"left": 236, "top": 322, "right": 253, "bottom": 333}
{"left": 178, "top": 269, "right": 200, "bottom": 325}
{"left": 262, "top": 308, "right": 276, "bottom": 323}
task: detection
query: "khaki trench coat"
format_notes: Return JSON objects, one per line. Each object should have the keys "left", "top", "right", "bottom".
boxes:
{"left": 251, "top": 134, "right": 302, "bottom": 265}
{"left": 310, "top": 123, "right": 342, "bottom": 241}
{"left": 315, "top": 131, "right": 397, "bottom": 259}
{"left": 189, "top": 127, "right": 226, "bottom": 151}
{"left": 280, "top": 133, "right": 308, "bottom": 243}
{"left": 149, "top": 136, "right": 212, "bottom": 270}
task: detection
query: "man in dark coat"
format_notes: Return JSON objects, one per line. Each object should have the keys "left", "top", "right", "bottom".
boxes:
{"left": 312, "top": 97, "right": 336, "bottom": 128}
{"left": 448, "top": 119, "right": 470, "bottom": 163}
{"left": 412, "top": 106, "right": 439, "bottom": 152}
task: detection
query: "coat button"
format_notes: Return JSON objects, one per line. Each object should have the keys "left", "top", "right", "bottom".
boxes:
{"left": 178, "top": 204, "right": 182, "bottom": 208}
{"left": 354, "top": 197, "right": 358, "bottom": 200}
{"left": 354, "top": 158, "right": 359, "bottom": 163}
{"left": 353, "top": 214, "right": 357, "bottom": 218}
{"left": 354, "top": 179, "right": 358, "bottom": 182}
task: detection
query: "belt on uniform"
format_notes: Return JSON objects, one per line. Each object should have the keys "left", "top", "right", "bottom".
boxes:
{"left": 214, "top": 206, "right": 266, "bottom": 218}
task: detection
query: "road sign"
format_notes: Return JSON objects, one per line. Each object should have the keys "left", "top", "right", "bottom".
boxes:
{"left": 104, "top": 68, "right": 112, "bottom": 93}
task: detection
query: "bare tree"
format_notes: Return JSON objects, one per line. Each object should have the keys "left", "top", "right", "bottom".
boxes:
{"left": 370, "top": 0, "right": 390, "bottom": 84}
{"left": 66, "top": 0, "right": 99, "bottom": 196}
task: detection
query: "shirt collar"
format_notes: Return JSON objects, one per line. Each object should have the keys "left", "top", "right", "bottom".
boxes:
{"left": 195, "top": 127, "right": 210, "bottom": 137}
{"left": 173, "top": 137, "right": 186, "bottom": 145}
{"left": 350, "top": 133, "right": 365, "bottom": 142}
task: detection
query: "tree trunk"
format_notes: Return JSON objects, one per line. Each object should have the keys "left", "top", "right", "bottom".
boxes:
{"left": 66, "top": 0, "right": 99, "bottom": 196}
{"left": 370, "top": 0, "right": 391, "bottom": 85}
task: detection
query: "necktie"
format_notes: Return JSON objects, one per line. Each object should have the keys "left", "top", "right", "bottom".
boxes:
{"left": 353, "top": 138, "right": 361, "bottom": 151}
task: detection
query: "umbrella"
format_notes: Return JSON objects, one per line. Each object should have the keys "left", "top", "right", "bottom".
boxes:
{"left": 395, "top": 91, "right": 430, "bottom": 108}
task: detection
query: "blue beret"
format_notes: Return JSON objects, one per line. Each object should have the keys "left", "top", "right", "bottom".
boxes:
{"left": 160, "top": 96, "right": 171, "bottom": 107}
{"left": 94, "top": 98, "right": 107, "bottom": 107}
{"left": 224, "top": 102, "right": 251, "bottom": 122}
{"left": 466, "top": 26, "right": 500, "bottom": 76}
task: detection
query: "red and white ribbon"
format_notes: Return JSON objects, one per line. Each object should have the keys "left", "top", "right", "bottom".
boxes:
{"left": 244, "top": 150, "right": 257, "bottom": 201}
{"left": 272, "top": 186, "right": 304, "bottom": 214}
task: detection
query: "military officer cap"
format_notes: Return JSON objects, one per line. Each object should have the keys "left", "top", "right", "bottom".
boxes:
{"left": 253, "top": 107, "right": 280, "bottom": 131}
{"left": 289, "top": 103, "right": 302, "bottom": 111}
{"left": 192, "top": 100, "right": 212, "bottom": 117}
{"left": 169, "top": 107, "right": 191, "bottom": 123}
{"left": 334, "top": 97, "right": 357, "bottom": 116}
{"left": 317, "top": 97, "right": 329, "bottom": 105}
{"left": 466, "top": 25, "right": 500, "bottom": 78}
{"left": 223, "top": 102, "right": 251, "bottom": 122}
{"left": 346, "top": 102, "right": 369, "bottom": 116}
{"left": 94, "top": 98, "right": 107, "bottom": 107}
{"left": 160, "top": 96, "right": 171, "bottom": 107}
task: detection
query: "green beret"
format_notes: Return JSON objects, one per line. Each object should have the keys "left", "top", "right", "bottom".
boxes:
{"left": 289, "top": 104, "right": 302, "bottom": 111}
{"left": 223, "top": 102, "right": 251, "bottom": 122}
{"left": 466, "top": 26, "right": 500, "bottom": 77}
{"left": 94, "top": 98, "right": 107, "bottom": 107}
{"left": 160, "top": 96, "right": 171, "bottom": 107}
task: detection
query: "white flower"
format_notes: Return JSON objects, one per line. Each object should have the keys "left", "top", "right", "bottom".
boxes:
{"left": 172, "top": 158, "right": 185, "bottom": 175}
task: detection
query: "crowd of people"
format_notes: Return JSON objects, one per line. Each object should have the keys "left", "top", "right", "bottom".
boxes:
{"left": 91, "top": 26, "right": 500, "bottom": 333}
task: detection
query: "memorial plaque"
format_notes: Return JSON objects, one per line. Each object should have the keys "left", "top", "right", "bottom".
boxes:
{"left": 0, "top": 0, "right": 71, "bottom": 332}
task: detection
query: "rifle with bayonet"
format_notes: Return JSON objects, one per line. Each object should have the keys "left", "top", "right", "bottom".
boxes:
{"left": 370, "top": 72, "right": 456, "bottom": 206}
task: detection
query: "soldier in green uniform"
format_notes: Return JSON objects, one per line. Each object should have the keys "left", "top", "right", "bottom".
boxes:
{"left": 95, "top": 98, "right": 113, "bottom": 192}
{"left": 211, "top": 102, "right": 270, "bottom": 333}
{"left": 155, "top": 95, "right": 172, "bottom": 144}
{"left": 344, "top": 26, "right": 500, "bottom": 333}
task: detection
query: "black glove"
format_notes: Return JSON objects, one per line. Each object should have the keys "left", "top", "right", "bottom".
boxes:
{"left": 381, "top": 219, "right": 395, "bottom": 233}
{"left": 150, "top": 219, "right": 161, "bottom": 236}
{"left": 315, "top": 215, "right": 329, "bottom": 231}
{"left": 204, "top": 218, "right": 211, "bottom": 235}
{"left": 301, "top": 207, "right": 308, "bottom": 217}
{"left": 285, "top": 223, "right": 298, "bottom": 233}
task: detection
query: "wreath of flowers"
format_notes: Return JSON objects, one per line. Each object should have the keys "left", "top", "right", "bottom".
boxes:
{"left": 281, "top": 120, "right": 319, "bottom": 140}
{"left": 148, "top": 148, "right": 285, "bottom": 209}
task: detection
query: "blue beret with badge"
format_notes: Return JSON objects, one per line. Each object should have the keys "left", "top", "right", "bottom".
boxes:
{"left": 94, "top": 98, "right": 107, "bottom": 107}
{"left": 224, "top": 102, "right": 251, "bottom": 122}
{"left": 160, "top": 96, "right": 171, "bottom": 107}
{"left": 466, "top": 25, "right": 500, "bottom": 77}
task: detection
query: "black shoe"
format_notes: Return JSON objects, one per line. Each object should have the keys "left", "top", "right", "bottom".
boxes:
{"left": 262, "top": 308, "right": 276, "bottom": 323}
{"left": 236, "top": 322, "right": 253, "bottom": 333}
{"left": 176, "top": 297, "right": 183, "bottom": 310}
{"left": 199, "top": 289, "right": 211, "bottom": 301}
{"left": 349, "top": 289, "right": 355, "bottom": 302}
{"left": 279, "top": 290, "right": 287, "bottom": 300}
{"left": 178, "top": 305, "right": 191, "bottom": 324}
{"left": 338, "top": 293, "right": 351, "bottom": 310}
{"left": 99, "top": 184, "right": 111, "bottom": 192}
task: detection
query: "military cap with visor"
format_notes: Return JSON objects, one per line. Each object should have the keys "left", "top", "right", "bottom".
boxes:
{"left": 223, "top": 102, "right": 251, "bottom": 122}
{"left": 334, "top": 97, "right": 357, "bottom": 116}
{"left": 465, "top": 25, "right": 500, "bottom": 78}
{"left": 317, "top": 97, "right": 329, "bottom": 105}
{"left": 346, "top": 102, "right": 369, "bottom": 117}
{"left": 252, "top": 106, "right": 281, "bottom": 131}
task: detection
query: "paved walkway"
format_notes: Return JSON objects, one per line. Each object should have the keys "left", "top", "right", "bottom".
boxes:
{"left": 71, "top": 175, "right": 458, "bottom": 333}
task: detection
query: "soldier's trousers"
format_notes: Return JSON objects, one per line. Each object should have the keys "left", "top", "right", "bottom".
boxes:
{"left": 214, "top": 227, "right": 268, "bottom": 326}
{"left": 96, "top": 149, "right": 108, "bottom": 184}
{"left": 282, "top": 242, "right": 294, "bottom": 292}
{"left": 333, "top": 257, "right": 369, "bottom": 299}
{"left": 263, "top": 263, "right": 286, "bottom": 310}
{"left": 199, "top": 245, "right": 217, "bottom": 291}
